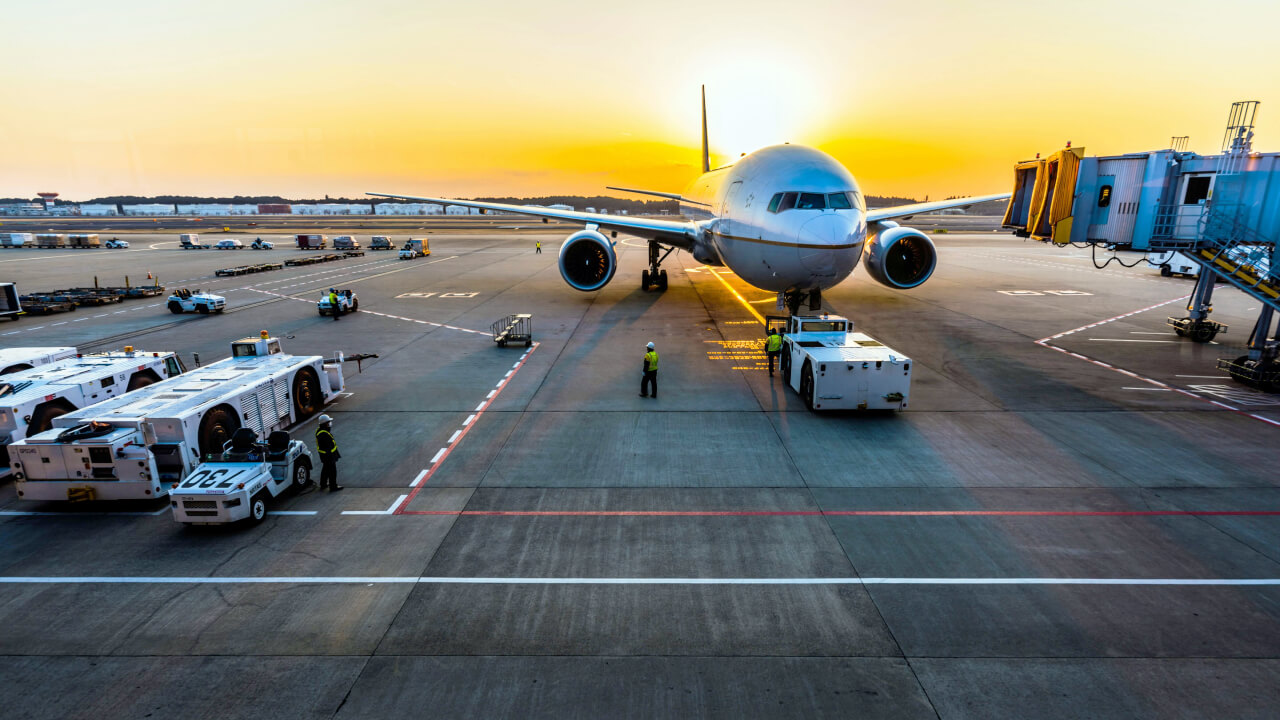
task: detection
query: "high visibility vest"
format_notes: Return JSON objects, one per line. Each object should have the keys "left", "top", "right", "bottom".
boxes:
{"left": 329, "top": 292, "right": 338, "bottom": 305}
{"left": 644, "top": 351, "right": 659, "bottom": 371}
{"left": 316, "top": 428, "right": 337, "bottom": 456}
{"left": 766, "top": 334, "right": 782, "bottom": 352}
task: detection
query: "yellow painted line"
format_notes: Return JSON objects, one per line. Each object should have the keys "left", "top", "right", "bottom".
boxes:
{"left": 708, "top": 269, "right": 766, "bottom": 325}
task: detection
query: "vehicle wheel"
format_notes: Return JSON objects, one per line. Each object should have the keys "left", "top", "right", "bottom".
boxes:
{"left": 525, "top": 339, "right": 532, "bottom": 347}
{"left": 126, "top": 369, "right": 161, "bottom": 391}
{"left": 249, "top": 493, "right": 267, "bottom": 523}
{"left": 800, "top": 361, "right": 815, "bottom": 411}
{"left": 292, "top": 368, "right": 322, "bottom": 419}
{"left": 292, "top": 462, "right": 312, "bottom": 490}
{"left": 198, "top": 304, "right": 209, "bottom": 314}
{"left": 197, "top": 405, "right": 240, "bottom": 457}
{"left": 780, "top": 349, "right": 791, "bottom": 383}
{"left": 1174, "top": 327, "right": 1186, "bottom": 337}
{"left": 641, "top": 269, "right": 650, "bottom": 290}
{"left": 214, "top": 307, "right": 224, "bottom": 314}
{"left": 1160, "top": 265, "right": 1173, "bottom": 277}
{"left": 659, "top": 269, "right": 668, "bottom": 291}
{"left": 351, "top": 298, "right": 358, "bottom": 312}
{"left": 497, "top": 339, "right": 506, "bottom": 348}
{"left": 1189, "top": 323, "right": 1217, "bottom": 343}
{"left": 2, "top": 363, "right": 34, "bottom": 375}
{"left": 29, "top": 401, "right": 73, "bottom": 434}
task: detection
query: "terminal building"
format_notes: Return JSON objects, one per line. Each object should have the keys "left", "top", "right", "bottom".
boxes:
{"left": 1004, "top": 101, "right": 1280, "bottom": 391}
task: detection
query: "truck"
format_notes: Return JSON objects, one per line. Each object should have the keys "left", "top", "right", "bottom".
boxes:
{"left": 772, "top": 314, "right": 911, "bottom": 411}
{"left": 9, "top": 333, "right": 345, "bottom": 502}
{"left": 369, "top": 236, "right": 394, "bottom": 251}
{"left": 296, "top": 234, "right": 327, "bottom": 250}
{"left": 332, "top": 235, "right": 361, "bottom": 250}
{"left": 179, "top": 234, "right": 210, "bottom": 249}
{"left": 0, "top": 283, "right": 20, "bottom": 321}
{"left": 399, "top": 238, "right": 428, "bottom": 259}
{"left": 317, "top": 289, "right": 358, "bottom": 316}
{"left": 0, "top": 348, "right": 184, "bottom": 471}
{"left": 0, "top": 233, "right": 33, "bottom": 248}
{"left": 167, "top": 289, "right": 226, "bottom": 314}
{"left": 169, "top": 427, "right": 313, "bottom": 524}
{"left": 0, "top": 347, "right": 77, "bottom": 375}
{"left": 67, "top": 233, "right": 101, "bottom": 249}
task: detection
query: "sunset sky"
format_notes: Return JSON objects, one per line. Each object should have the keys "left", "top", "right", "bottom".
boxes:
{"left": 3, "top": 0, "right": 1279, "bottom": 201}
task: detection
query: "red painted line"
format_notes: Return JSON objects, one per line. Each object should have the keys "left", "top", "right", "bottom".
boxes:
{"left": 393, "top": 344, "right": 539, "bottom": 514}
{"left": 396, "top": 509, "right": 1280, "bottom": 517}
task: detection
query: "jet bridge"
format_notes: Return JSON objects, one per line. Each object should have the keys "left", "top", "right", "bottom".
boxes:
{"left": 1004, "top": 101, "right": 1280, "bottom": 391}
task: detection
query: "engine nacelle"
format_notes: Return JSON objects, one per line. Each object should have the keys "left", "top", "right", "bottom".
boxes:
{"left": 558, "top": 229, "right": 617, "bottom": 292}
{"left": 862, "top": 223, "right": 937, "bottom": 289}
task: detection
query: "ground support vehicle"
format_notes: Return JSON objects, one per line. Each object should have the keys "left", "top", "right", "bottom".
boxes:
{"left": 179, "top": 234, "right": 210, "bottom": 249}
{"left": 1148, "top": 251, "right": 1200, "bottom": 278}
{"left": 296, "top": 234, "right": 327, "bottom": 250}
{"left": 370, "top": 236, "right": 393, "bottom": 251}
{"left": 0, "top": 233, "right": 33, "bottom": 248}
{"left": 68, "top": 234, "right": 101, "bottom": 249}
{"left": 17, "top": 295, "right": 77, "bottom": 315}
{"left": 492, "top": 314, "right": 533, "bottom": 348}
{"left": 344, "top": 250, "right": 365, "bottom": 258}
{"left": 318, "top": 289, "right": 358, "bottom": 316}
{"left": 167, "top": 289, "right": 226, "bottom": 314}
{"left": 0, "top": 347, "right": 76, "bottom": 374}
{"left": 214, "top": 239, "right": 243, "bottom": 250}
{"left": 399, "top": 246, "right": 419, "bottom": 260}
{"left": 249, "top": 238, "right": 274, "bottom": 250}
{"left": 9, "top": 333, "right": 345, "bottom": 502}
{"left": 35, "top": 234, "right": 67, "bottom": 249}
{"left": 104, "top": 239, "right": 129, "bottom": 249}
{"left": 170, "top": 428, "right": 313, "bottom": 524}
{"left": 332, "top": 236, "right": 361, "bottom": 251}
{"left": 771, "top": 314, "right": 912, "bottom": 411}
{"left": 0, "top": 349, "right": 183, "bottom": 473}
{"left": 399, "top": 238, "right": 429, "bottom": 259}
{"left": 0, "top": 283, "right": 21, "bottom": 321}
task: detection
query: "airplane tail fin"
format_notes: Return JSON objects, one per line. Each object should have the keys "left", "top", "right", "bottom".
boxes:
{"left": 701, "top": 85, "right": 710, "bottom": 173}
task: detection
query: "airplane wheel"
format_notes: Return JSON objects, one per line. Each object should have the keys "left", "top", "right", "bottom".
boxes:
{"left": 641, "top": 270, "right": 650, "bottom": 290}
{"left": 658, "top": 269, "right": 668, "bottom": 291}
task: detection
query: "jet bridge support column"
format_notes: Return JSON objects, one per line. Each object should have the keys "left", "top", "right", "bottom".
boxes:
{"left": 1167, "top": 271, "right": 1227, "bottom": 343}
{"left": 1219, "top": 306, "right": 1280, "bottom": 391}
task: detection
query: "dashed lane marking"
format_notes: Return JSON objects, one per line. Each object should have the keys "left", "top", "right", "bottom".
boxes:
{"left": 0, "top": 576, "right": 1276, "bottom": 586}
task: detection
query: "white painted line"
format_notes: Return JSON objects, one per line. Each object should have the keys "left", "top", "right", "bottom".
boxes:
{"left": 430, "top": 448, "right": 446, "bottom": 464}
{"left": 474, "top": 402, "right": 486, "bottom": 412}
{"left": 51, "top": 321, "right": 67, "bottom": 326}
{"left": 72, "top": 318, "right": 87, "bottom": 322}
{"left": 1176, "top": 375, "right": 1231, "bottom": 379}
{"left": 1, "top": 331, "right": 17, "bottom": 336}
{"left": 410, "top": 469, "right": 430, "bottom": 487}
{"left": 503, "top": 371, "right": 513, "bottom": 378}
{"left": 267, "top": 511, "right": 318, "bottom": 516}
{"left": 0, "top": 507, "right": 170, "bottom": 517}
{"left": 463, "top": 414, "right": 476, "bottom": 427}
{"left": 485, "top": 390, "right": 496, "bottom": 399}
{"left": 0, "top": 576, "right": 1277, "bottom": 586}
{"left": 1122, "top": 387, "right": 1172, "bottom": 391}
{"left": 1089, "top": 338, "right": 1179, "bottom": 343}
{"left": 1130, "top": 331, "right": 1173, "bottom": 335}
{"left": 340, "top": 494, "right": 408, "bottom": 516}
{"left": 448, "top": 430, "right": 461, "bottom": 443}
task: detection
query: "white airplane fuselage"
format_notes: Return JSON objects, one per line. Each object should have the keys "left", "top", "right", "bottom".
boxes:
{"left": 678, "top": 144, "right": 866, "bottom": 294}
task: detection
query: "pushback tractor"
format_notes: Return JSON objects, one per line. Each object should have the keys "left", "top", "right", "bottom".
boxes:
{"left": 0, "top": 347, "right": 77, "bottom": 375}
{"left": 772, "top": 314, "right": 912, "bottom": 411}
{"left": 8, "top": 333, "right": 344, "bottom": 502}
{"left": 170, "top": 427, "right": 314, "bottom": 524}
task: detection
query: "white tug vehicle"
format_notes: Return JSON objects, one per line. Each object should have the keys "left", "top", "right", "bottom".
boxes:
{"left": 170, "top": 426, "right": 313, "bottom": 524}
{"left": 0, "top": 347, "right": 77, "bottom": 375}
{"left": 9, "top": 332, "right": 343, "bottom": 502}
{"left": 167, "top": 289, "right": 226, "bottom": 314}
{"left": 773, "top": 314, "right": 912, "bottom": 411}
{"left": 317, "top": 289, "right": 358, "bottom": 316}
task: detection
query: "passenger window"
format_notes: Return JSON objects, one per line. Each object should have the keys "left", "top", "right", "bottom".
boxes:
{"left": 796, "top": 193, "right": 825, "bottom": 209}
{"left": 827, "top": 192, "right": 852, "bottom": 210}
{"left": 777, "top": 192, "right": 798, "bottom": 212}
{"left": 767, "top": 193, "right": 782, "bottom": 213}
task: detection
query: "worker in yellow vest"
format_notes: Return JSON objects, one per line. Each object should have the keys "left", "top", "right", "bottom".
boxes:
{"left": 765, "top": 328, "right": 783, "bottom": 376}
{"left": 640, "top": 341, "right": 659, "bottom": 399}
{"left": 328, "top": 289, "right": 340, "bottom": 321}
{"left": 535, "top": 241, "right": 542, "bottom": 254}
{"left": 315, "top": 414, "right": 343, "bottom": 491}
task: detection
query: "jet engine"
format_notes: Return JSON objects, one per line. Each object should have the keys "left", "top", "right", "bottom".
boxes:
{"left": 558, "top": 229, "right": 617, "bottom": 291}
{"left": 862, "top": 223, "right": 937, "bottom": 289}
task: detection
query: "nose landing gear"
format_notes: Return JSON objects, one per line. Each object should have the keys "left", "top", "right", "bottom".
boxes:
{"left": 642, "top": 240, "right": 673, "bottom": 292}
{"left": 782, "top": 288, "right": 823, "bottom": 316}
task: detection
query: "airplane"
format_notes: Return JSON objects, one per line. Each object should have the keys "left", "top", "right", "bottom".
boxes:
{"left": 370, "top": 87, "right": 1009, "bottom": 315}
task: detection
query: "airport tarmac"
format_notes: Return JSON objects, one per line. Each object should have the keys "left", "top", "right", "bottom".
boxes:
{"left": 0, "top": 221, "right": 1277, "bottom": 719}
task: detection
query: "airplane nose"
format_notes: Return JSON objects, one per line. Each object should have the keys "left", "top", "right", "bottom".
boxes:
{"left": 797, "top": 214, "right": 856, "bottom": 276}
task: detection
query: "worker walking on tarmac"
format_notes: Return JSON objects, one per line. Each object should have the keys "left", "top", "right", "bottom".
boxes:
{"left": 315, "top": 414, "right": 343, "bottom": 491}
{"left": 765, "top": 327, "right": 783, "bottom": 376}
{"left": 328, "top": 289, "right": 340, "bottom": 321}
{"left": 640, "top": 341, "right": 659, "bottom": 398}
{"left": 536, "top": 241, "right": 542, "bottom": 254}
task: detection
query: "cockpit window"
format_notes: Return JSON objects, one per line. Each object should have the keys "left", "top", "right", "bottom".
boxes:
{"left": 796, "top": 193, "right": 825, "bottom": 209}
{"left": 767, "top": 193, "right": 782, "bottom": 213}
{"left": 777, "top": 192, "right": 797, "bottom": 212}
{"left": 827, "top": 192, "right": 852, "bottom": 209}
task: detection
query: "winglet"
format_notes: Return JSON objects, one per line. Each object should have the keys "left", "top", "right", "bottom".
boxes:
{"left": 701, "top": 85, "right": 710, "bottom": 174}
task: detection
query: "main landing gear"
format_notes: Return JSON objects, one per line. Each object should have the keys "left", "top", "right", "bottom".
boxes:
{"left": 641, "top": 240, "right": 673, "bottom": 292}
{"left": 782, "top": 288, "right": 823, "bottom": 316}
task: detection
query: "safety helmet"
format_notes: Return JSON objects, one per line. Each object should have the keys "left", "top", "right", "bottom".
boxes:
{"left": 317, "top": 414, "right": 333, "bottom": 424}
{"left": 646, "top": 342, "right": 655, "bottom": 349}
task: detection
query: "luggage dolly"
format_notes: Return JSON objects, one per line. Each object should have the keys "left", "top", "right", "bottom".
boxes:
{"left": 492, "top": 314, "right": 533, "bottom": 348}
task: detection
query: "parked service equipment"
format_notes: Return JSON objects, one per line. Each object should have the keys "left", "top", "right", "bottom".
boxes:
{"left": 68, "top": 234, "right": 101, "bottom": 249}
{"left": 250, "top": 238, "right": 274, "bottom": 250}
{"left": 170, "top": 428, "right": 313, "bottom": 524}
{"left": 0, "top": 347, "right": 77, "bottom": 374}
{"left": 16, "top": 295, "right": 76, "bottom": 315}
{"left": 332, "top": 236, "right": 361, "bottom": 250}
{"left": 167, "top": 289, "right": 226, "bottom": 314}
{"left": 0, "top": 349, "right": 184, "bottom": 471}
{"left": 492, "top": 314, "right": 532, "bottom": 348}
{"left": 296, "top": 234, "right": 327, "bottom": 250}
{"left": 214, "top": 238, "right": 243, "bottom": 250}
{"left": 1148, "top": 251, "right": 1200, "bottom": 278}
{"left": 771, "top": 314, "right": 911, "bottom": 411}
{"left": 179, "top": 234, "right": 210, "bottom": 249}
{"left": 9, "top": 332, "right": 345, "bottom": 502}
{"left": 0, "top": 233, "right": 33, "bottom": 248}
{"left": 318, "top": 289, "right": 358, "bottom": 316}
{"left": 35, "top": 234, "right": 67, "bottom": 249}
{"left": 370, "top": 236, "right": 394, "bottom": 251}
{"left": 0, "top": 283, "right": 20, "bottom": 321}
{"left": 103, "top": 239, "right": 129, "bottom": 249}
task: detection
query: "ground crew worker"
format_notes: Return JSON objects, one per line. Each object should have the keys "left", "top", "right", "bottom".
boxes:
{"left": 765, "top": 327, "right": 783, "bottom": 376}
{"left": 315, "top": 414, "right": 343, "bottom": 491}
{"left": 329, "top": 289, "right": 340, "bottom": 321}
{"left": 536, "top": 241, "right": 542, "bottom": 254}
{"left": 640, "top": 341, "right": 659, "bottom": 398}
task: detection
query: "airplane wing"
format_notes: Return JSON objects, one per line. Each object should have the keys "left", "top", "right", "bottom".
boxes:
{"left": 367, "top": 192, "right": 698, "bottom": 249}
{"left": 605, "top": 186, "right": 711, "bottom": 207}
{"left": 866, "top": 193, "right": 1011, "bottom": 224}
